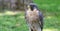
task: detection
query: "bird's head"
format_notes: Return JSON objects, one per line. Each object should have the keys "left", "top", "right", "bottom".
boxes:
{"left": 27, "top": 3, "right": 38, "bottom": 11}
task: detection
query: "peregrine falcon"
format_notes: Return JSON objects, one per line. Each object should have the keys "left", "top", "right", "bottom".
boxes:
{"left": 25, "top": 3, "right": 43, "bottom": 31}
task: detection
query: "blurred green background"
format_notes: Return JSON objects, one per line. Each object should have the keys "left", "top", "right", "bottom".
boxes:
{"left": 0, "top": 0, "right": 60, "bottom": 31}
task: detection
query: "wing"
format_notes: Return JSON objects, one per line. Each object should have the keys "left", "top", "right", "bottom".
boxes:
{"left": 38, "top": 10, "right": 43, "bottom": 30}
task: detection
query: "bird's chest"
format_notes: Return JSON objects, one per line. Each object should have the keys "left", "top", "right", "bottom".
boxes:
{"left": 26, "top": 10, "right": 39, "bottom": 21}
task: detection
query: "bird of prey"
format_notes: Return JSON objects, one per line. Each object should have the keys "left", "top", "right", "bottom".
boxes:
{"left": 25, "top": 3, "right": 43, "bottom": 31}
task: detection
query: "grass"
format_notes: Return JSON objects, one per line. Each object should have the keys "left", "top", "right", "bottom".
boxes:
{"left": 0, "top": 12, "right": 60, "bottom": 31}
{"left": 0, "top": 12, "right": 28, "bottom": 31}
{"left": 0, "top": 0, "right": 60, "bottom": 31}
{"left": 33, "top": 0, "right": 60, "bottom": 13}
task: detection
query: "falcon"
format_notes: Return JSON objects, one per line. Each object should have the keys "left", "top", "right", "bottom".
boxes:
{"left": 25, "top": 3, "right": 43, "bottom": 31}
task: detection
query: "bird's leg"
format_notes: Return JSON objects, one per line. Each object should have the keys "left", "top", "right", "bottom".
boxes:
{"left": 29, "top": 27, "right": 31, "bottom": 31}
{"left": 31, "top": 28, "right": 33, "bottom": 31}
{"left": 29, "top": 27, "right": 33, "bottom": 31}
